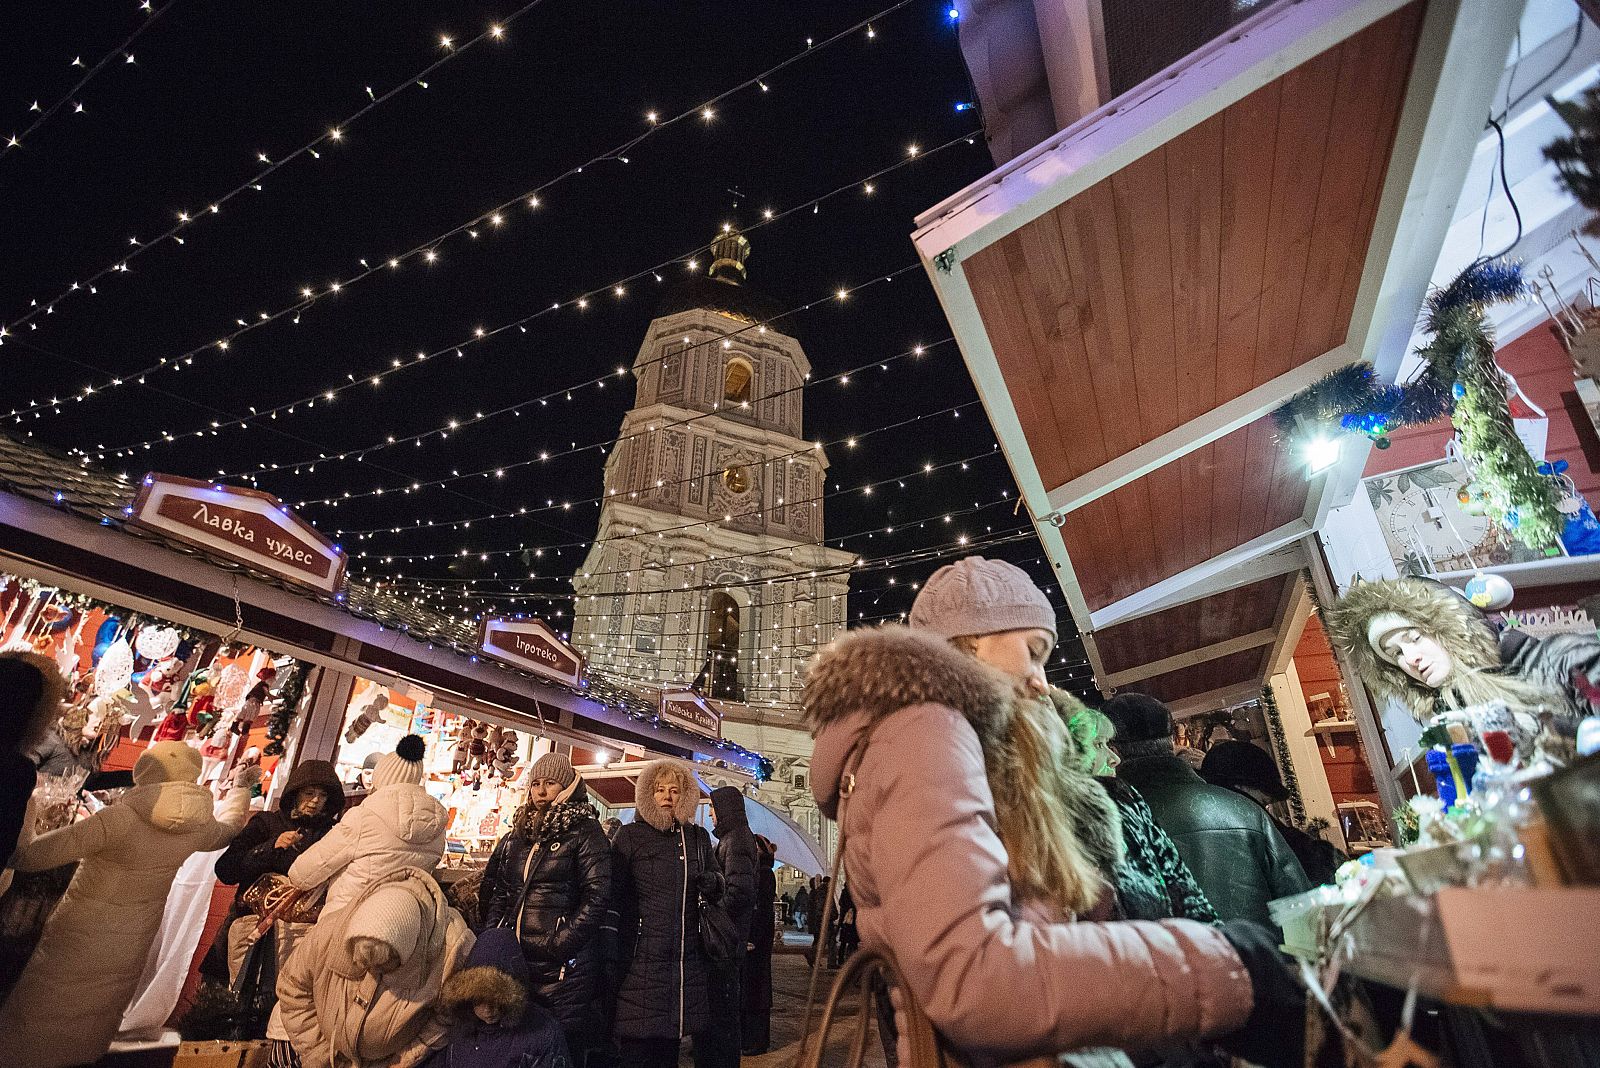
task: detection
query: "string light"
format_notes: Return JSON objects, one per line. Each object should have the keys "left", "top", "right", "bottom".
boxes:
{"left": 92, "top": 255, "right": 930, "bottom": 462}
{"left": 1, "top": 3, "right": 540, "bottom": 334}
{"left": 14, "top": 112, "right": 975, "bottom": 429}
{"left": 338, "top": 392, "right": 973, "bottom": 548}
{"left": 230, "top": 321, "right": 952, "bottom": 493}
{"left": 352, "top": 445, "right": 1003, "bottom": 579}
{"left": 0, "top": 1, "right": 176, "bottom": 162}
{"left": 4, "top": 0, "right": 924, "bottom": 353}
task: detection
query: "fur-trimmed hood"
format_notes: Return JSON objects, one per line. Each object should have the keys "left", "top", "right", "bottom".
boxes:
{"left": 439, "top": 927, "right": 528, "bottom": 1021}
{"left": 0, "top": 650, "right": 67, "bottom": 752}
{"left": 805, "top": 626, "right": 1015, "bottom": 753}
{"left": 1324, "top": 577, "right": 1500, "bottom": 721}
{"left": 805, "top": 627, "right": 1122, "bottom": 875}
{"left": 632, "top": 758, "right": 700, "bottom": 831}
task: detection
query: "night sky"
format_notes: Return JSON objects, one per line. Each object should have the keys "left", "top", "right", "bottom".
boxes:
{"left": 1, "top": 1, "right": 1094, "bottom": 695}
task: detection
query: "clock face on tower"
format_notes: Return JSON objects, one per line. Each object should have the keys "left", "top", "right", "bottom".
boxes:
{"left": 722, "top": 465, "right": 751, "bottom": 495}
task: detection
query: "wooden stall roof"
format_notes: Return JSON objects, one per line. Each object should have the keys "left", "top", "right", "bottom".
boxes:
{"left": 913, "top": 0, "right": 1524, "bottom": 701}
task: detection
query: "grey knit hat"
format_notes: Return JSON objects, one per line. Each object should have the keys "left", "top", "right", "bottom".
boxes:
{"left": 527, "top": 750, "right": 576, "bottom": 789}
{"left": 909, "top": 556, "right": 1056, "bottom": 639}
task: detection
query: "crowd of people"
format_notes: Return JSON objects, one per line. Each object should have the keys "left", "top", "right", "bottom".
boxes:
{"left": 0, "top": 552, "right": 1335, "bottom": 1067}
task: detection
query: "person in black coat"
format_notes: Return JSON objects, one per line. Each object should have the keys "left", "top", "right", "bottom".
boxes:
{"left": 209, "top": 758, "right": 344, "bottom": 983}
{"left": 610, "top": 758, "right": 724, "bottom": 1068}
{"left": 479, "top": 752, "right": 613, "bottom": 1062}
{"left": 0, "top": 654, "right": 64, "bottom": 885}
{"left": 702, "top": 786, "right": 757, "bottom": 1068}
{"left": 742, "top": 835, "right": 777, "bottom": 1055}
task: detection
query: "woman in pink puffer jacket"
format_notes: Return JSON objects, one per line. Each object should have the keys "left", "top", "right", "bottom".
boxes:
{"left": 803, "top": 557, "right": 1301, "bottom": 1068}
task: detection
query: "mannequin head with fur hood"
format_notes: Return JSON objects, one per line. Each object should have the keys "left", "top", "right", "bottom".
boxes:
{"left": 1324, "top": 576, "right": 1551, "bottom": 723}
{"left": 633, "top": 758, "right": 699, "bottom": 831}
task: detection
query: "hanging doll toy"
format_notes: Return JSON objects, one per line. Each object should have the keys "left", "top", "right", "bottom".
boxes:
{"left": 186, "top": 678, "right": 219, "bottom": 733}
{"left": 235, "top": 665, "right": 278, "bottom": 735}
{"left": 467, "top": 722, "right": 493, "bottom": 769}
{"left": 489, "top": 727, "right": 520, "bottom": 779}
{"left": 1326, "top": 576, "right": 1600, "bottom": 767}
{"left": 452, "top": 719, "right": 476, "bottom": 774}
{"left": 344, "top": 690, "right": 390, "bottom": 743}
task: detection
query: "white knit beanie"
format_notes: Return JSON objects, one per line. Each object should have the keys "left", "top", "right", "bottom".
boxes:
{"left": 346, "top": 883, "right": 422, "bottom": 967}
{"left": 909, "top": 556, "right": 1056, "bottom": 639}
{"left": 133, "top": 740, "right": 204, "bottom": 785}
{"left": 371, "top": 734, "right": 427, "bottom": 790}
{"left": 1365, "top": 612, "right": 1415, "bottom": 665}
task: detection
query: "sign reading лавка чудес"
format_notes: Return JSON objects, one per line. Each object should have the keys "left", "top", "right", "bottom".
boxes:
{"left": 130, "top": 474, "right": 346, "bottom": 595}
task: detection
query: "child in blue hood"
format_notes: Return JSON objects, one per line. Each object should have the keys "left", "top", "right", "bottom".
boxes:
{"left": 420, "top": 927, "right": 571, "bottom": 1068}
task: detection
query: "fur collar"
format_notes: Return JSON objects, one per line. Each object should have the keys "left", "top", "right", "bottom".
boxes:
{"left": 633, "top": 758, "right": 700, "bottom": 831}
{"left": 804, "top": 628, "right": 1123, "bottom": 876}
{"left": 1324, "top": 577, "right": 1500, "bottom": 722}
{"left": 804, "top": 626, "right": 1015, "bottom": 753}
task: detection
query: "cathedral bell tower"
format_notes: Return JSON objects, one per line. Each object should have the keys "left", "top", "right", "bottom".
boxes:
{"left": 571, "top": 231, "right": 854, "bottom": 707}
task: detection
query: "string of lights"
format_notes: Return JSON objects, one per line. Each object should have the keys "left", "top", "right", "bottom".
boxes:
{"left": 372, "top": 489, "right": 1024, "bottom": 615}
{"left": 350, "top": 444, "right": 1005, "bottom": 585}
{"left": 363, "top": 434, "right": 998, "bottom": 585}
{"left": 9, "top": 1, "right": 953, "bottom": 424}
{"left": 1, "top": 3, "right": 548, "bottom": 336}
{"left": 330, "top": 345, "right": 962, "bottom": 542}
{"left": 146, "top": 262, "right": 927, "bottom": 501}
{"left": 69, "top": 122, "right": 972, "bottom": 458}
{"left": 2, "top": 1, "right": 176, "bottom": 160}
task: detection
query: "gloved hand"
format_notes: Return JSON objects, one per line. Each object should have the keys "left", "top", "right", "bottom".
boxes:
{"left": 232, "top": 763, "right": 264, "bottom": 789}
{"left": 1217, "top": 919, "right": 1306, "bottom": 1068}
{"left": 697, "top": 870, "right": 725, "bottom": 903}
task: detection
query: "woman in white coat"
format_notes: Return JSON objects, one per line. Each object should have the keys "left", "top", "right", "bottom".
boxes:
{"left": 0, "top": 741, "right": 249, "bottom": 1068}
{"left": 287, "top": 735, "right": 447, "bottom": 914}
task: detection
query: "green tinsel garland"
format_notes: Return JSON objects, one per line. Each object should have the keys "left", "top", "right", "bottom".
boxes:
{"left": 1273, "top": 260, "right": 1562, "bottom": 550}
{"left": 1259, "top": 685, "right": 1306, "bottom": 826}
{"left": 263, "top": 660, "right": 307, "bottom": 757}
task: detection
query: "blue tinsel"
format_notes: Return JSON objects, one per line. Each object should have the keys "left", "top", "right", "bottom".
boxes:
{"left": 1426, "top": 259, "right": 1525, "bottom": 324}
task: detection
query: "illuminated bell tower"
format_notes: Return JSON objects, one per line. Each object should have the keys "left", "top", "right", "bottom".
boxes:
{"left": 571, "top": 231, "right": 854, "bottom": 706}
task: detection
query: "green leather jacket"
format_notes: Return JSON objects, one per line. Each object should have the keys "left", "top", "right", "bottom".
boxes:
{"left": 1117, "top": 753, "right": 1309, "bottom": 929}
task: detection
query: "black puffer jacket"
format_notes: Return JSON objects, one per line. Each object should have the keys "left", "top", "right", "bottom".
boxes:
{"left": 479, "top": 785, "right": 612, "bottom": 1036}
{"left": 214, "top": 759, "right": 345, "bottom": 908}
{"left": 611, "top": 759, "right": 723, "bottom": 1040}
{"left": 709, "top": 785, "right": 758, "bottom": 955}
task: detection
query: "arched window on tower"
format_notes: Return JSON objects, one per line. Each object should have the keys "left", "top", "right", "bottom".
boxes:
{"left": 723, "top": 357, "right": 754, "bottom": 406}
{"left": 705, "top": 590, "right": 744, "bottom": 701}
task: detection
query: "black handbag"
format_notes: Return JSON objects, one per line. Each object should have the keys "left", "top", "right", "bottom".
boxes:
{"left": 698, "top": 895, "right": 740, "bottom": 962}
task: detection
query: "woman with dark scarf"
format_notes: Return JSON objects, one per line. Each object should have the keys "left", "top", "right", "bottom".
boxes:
{"left": 210, "top": 759, "right": 345, "bottom": 984}
{"left": 479, "top": 751, "right": 612, "bottom": 1063}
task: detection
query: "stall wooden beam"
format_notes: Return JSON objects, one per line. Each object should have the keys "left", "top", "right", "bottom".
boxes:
{"left": 1102, "top": 628, "right": 1278, "bottom": 688}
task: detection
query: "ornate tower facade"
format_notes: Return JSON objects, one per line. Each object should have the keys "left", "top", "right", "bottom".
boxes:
{"left": 571, "top": 233, "right": 854, "bottom": 707}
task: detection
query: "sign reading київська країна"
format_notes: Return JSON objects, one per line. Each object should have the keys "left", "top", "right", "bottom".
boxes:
{"left": 130, "top": 474, "right": 346, "bottom": 595}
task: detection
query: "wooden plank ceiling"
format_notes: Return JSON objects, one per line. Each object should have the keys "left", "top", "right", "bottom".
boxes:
{"left": 1094, "top": 573, "right": 1290, "bottom": 677}
{"left": 953, "top": 1, "right": 1426, "bottom": 700}
{"left": 1122, "top": 646, "right": 1269, "bottom": 704}
{"left": 965, "top": 2, "right": 1424, "bottom": 491}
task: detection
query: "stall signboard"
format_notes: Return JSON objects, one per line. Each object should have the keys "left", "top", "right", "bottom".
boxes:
{"left": 478, "top": 617, "right": 584, "bottom": 688}
{"left": 661, "top": 687, "right": 723, "bottom": 740}
{"left": 131, "top": 474, "right": 346, "bottom": 595}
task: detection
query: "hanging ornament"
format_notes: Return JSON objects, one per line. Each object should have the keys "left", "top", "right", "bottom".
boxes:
{"left": 94, "top": 638, "right": 134, "bottom": 697}
{"left": 213, "top": 662, "right": 249, "bottom": 711}
{"left": 135, "top": 625, "right": 181, "bottom": 662}
{"left": 92, "top": 616, "right": 122, "bottom": 662}
{"left": 1463, "top": 571, "right": 1514, "bottom": 610}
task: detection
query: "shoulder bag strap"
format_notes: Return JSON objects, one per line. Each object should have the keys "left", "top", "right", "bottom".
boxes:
{"left": 793, "top": 724, "right": 879, "bottom": 1065}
